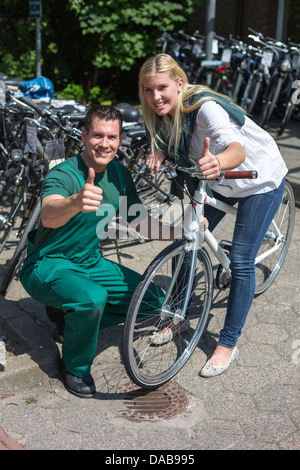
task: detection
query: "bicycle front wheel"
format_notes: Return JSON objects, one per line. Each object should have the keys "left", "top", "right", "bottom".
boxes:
{"left": 242, "top": 75, "right": 262, "bottom": 115}
{"left": 258, "top": 78, "right": 283, "bottom": 128}
{"left": 255, "top": 181, "right": 295, "bottom": 295}
{"left": 122, "top": 240, "right": 213, "bottom": 388}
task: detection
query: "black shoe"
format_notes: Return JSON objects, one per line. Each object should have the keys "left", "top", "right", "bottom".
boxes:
{"left": 61, "top": 362, "right": 96, "bottom": 398}
{"left": 45, "top": 306, "right": 65, "bottom": 343}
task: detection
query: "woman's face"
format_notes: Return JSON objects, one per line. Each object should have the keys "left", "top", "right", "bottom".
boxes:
{"left": 142, "top": 72, "right": 184, "bottom": 117}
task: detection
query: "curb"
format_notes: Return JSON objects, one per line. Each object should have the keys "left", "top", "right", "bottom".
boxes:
{"left": 0, "top": 427, "right": 24, "bottom": 450}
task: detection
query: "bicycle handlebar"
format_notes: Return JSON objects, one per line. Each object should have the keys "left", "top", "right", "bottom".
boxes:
{"left": 15, "top": 94, "right": 82, "bottom": 139}
{"left": 162, "top": 161, "right": 258, "bottom": 181}
{"left": 17, "top": 95, "right": 51, "bottom": 117}
{"left": 222, "top": 170, "right": 258, "bottom": 179}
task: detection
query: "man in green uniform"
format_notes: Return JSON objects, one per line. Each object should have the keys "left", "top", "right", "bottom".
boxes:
{"left": 20, "top": 105, "right": 176, "bottom": 398}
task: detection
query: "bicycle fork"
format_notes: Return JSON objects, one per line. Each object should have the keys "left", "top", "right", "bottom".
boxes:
{"left": 160, "top": 180, "right": 207, "bottom": 324}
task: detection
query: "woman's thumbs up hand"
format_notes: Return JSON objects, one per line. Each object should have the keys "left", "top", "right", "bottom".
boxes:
{"left": 198, "top": 137, "right": 221, "bottom": 179}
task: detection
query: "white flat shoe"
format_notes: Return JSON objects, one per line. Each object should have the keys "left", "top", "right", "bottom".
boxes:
{"left": 151, "top": 319, "right": 190, "bottom": 346}
{"left": 200, "top": 346, "right": 239, "bottom": 377}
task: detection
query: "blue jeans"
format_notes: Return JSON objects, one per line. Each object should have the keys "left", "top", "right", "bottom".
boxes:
{"left": 204, "top": 178, "right": 285, "bottom": 348}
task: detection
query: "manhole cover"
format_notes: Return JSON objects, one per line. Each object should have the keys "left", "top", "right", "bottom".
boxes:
{"left": 120, "top": 382, "right": 188, "bottom": 422}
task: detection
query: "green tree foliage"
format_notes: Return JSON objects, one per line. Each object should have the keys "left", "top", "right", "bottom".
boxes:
{"left": 0, "top": 0, "right": 200, "bottom": 101}
{"left": 0, "top": 0, "right": 36, "bottom": 79}
{"left": 72, "top": 0, "right": 196, "bottom": 70}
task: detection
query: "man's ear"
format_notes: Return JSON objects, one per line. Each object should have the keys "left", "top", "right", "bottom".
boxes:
{"left": 81, "top": 127, "right": 87, "bottom": 144}
{"left": 119, "top": 133, "right": 123, "bottom": 146}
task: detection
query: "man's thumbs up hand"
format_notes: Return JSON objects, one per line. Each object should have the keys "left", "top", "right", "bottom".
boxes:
{"left": 79, "top": 168, "right": 103, "bottom": 212}
{"left": 86, "top": 167, "right": 96, "bottom": 186}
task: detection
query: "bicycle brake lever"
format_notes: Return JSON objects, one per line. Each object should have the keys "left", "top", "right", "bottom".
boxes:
{"left": 176, "top": 165, "right": 204, "bottom": 179}
{"left": 215, "top": 176, "right": 233, "bottom": 191}
{"left": 161, "top": 160, "right": 178, "bottom": 179}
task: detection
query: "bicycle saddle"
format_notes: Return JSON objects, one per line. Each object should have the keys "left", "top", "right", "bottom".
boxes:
{"left": 115, "top": 102, "right": 140, "bottom": 122}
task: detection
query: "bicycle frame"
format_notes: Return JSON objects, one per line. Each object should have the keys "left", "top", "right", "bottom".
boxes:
{"left": 182, "top": 175, "right": 287, "bottom": 280}
{"left": 104, "top": 163, "right": 284, "bottom": 283}
{"left": 207, "top": 192, "right": 288, "bottom": 273}
{"left": 180, "top": 178, "right": 233, "bottom": 279}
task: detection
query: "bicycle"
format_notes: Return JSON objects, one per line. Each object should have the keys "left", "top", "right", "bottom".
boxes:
{"left": 122, "top": 162, "right": 295, "bottom": 389}
{"left": 0, "top": 95, "right": 177, "bottom": 294}
{"left": 257, "top": 45, "right": 293, "bottom": 128}
{"left": 156, "top": 30, "right": 229, "bottom": 95}
{"left": 0, "top": 91, "right": 84, "bottom": 296}
{"left": 278, "top": 43, "right": 300, "bottom": 135}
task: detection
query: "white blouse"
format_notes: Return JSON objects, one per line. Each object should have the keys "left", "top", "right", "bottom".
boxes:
{"left": 164, "top": 100, "right": 288, "bottom": 198}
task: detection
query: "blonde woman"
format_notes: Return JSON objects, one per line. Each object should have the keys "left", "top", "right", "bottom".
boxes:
{"left": 139, "top": 53, "right": 288, "bottom": 377}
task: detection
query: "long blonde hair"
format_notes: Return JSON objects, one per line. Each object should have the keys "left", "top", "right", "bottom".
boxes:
{"left": 139, "top": 53, "right": 240, "bottom": 157}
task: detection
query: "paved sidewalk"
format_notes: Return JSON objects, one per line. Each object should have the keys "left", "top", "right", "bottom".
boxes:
{"left": 0, "top": 116, "right": 299, "bottom": 450}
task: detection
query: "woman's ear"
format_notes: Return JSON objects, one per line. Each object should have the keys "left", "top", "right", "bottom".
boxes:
{"left": 178, "top": 77, "right": 184, "bottom": 92}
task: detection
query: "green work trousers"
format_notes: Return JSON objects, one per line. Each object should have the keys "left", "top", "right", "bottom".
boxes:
{"left": 21, "top": 253, "right": 157, "bottom": 377}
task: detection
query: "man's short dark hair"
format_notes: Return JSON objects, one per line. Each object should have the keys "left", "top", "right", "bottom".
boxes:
{"left": 84, "top": 105, "right": 122, "bottom": 134}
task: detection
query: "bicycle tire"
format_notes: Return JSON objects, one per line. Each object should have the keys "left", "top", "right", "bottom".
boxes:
{"left": 258, "top": 78, "right": 282, "bottom": 128}
{"left": 198, "top": 69, "right": 228, "bottom": 95}
{"left": 231, "top": 70, "right": 245, "bottom": 102}
{"left": 254, "top": 181, "right": 295, "bottom": 296}
{"left": 122, "top": 240, "right": 213, "bottom": 389}
{"left": 134, "top": 170, "right": 175, "bottom": 214}
{"left": 244, "top": 75, "right": 262, "bottom": 115}
{"left": 0, "top": 199, "right": 41, "bottom": 296}
{"left": 125, "top": 138, "right": 176, "bottom": 214}
{"left": 266, "top": 77, "right": 283, "bottom": 123}
{"left": 291, "top": 104, "right": 300, "bottom": 121}
{"left": 0, "top": 181, "right": 27, "bottom": 254}
{"left": 278, "top": 99, "right": 295, "bottom": 135}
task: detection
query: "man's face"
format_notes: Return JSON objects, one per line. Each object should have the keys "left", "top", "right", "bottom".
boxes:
{"left": 81, "top": 117, "right": 122, "bottom": 172}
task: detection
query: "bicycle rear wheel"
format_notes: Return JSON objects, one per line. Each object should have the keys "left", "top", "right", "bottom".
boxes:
{"left": 119, "top": 137, "right": 175, "bottom": 215}
{"left": 258, "top": 78, "right": 283, "bottom": 128}
{"left": 242, "top": 75, "right": 262, "bottom": 115}
{"left": 122, "top": 240, "right": 213, "bottom": 388}
{"left": 255, "top": 181, "right": 295, "bottom": 295}
{"left": 0, "top": 182, "right": 26, "bottom": 254}
{"left": 278, "top": 99, "right": 295, "bottom": 135}
{"left": 0, "top": 199, "right": 41, "bottom": 296}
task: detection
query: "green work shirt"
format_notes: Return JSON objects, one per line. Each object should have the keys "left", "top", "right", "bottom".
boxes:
{"left": 24, "top": 154, "right": 144, "bottom": 267}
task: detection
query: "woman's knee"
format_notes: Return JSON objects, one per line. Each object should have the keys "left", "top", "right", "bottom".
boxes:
{"left": 230, "top": 249, "right": 255, "bottom": 278}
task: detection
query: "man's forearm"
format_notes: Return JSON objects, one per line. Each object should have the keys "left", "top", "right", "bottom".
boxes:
{"left": 41, "top": 194, "right": 81, "bottom": 229}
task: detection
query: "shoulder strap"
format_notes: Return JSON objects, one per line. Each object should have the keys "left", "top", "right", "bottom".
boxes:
{"left": 59, "top": 162, "right": 86, "bottom": 188}
{"left": 111, "top": 160, "right": 125, "bottom": 195}
{"left": 60, "top": 160, "right": 125, "bottom": 195}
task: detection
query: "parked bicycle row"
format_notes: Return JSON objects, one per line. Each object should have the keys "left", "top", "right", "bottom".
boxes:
{"left": 157, "top": 27, "right": 300, "bottom": 133}
{"left": 0, "top": 80, "right": 176, "bottom": 296}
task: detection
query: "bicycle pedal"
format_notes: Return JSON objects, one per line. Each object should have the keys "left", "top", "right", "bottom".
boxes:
{"left": 216, "top": 265, "right": 231, "bottom": 290}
